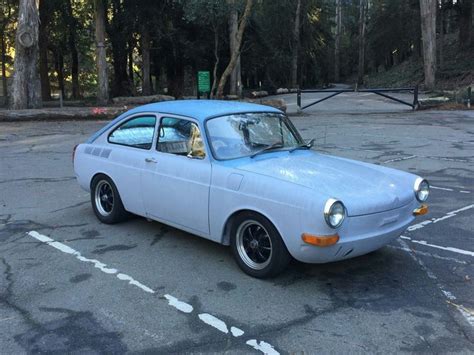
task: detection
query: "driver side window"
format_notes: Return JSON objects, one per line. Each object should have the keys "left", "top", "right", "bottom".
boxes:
{"left": 157, "top": 117, "right": 205, "bottom": 159}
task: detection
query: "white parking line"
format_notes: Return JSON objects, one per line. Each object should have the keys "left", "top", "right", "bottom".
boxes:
{"left": 199, "top": 313, "right": 229, "bottom": 333}
{"left": 382, "top": 155, "right": 417, "bottom": 164}
{"left": 247, "top": 340, "right": 280, "bottom": 355}
{"left": 430, "top": 186, "right": 454, "bottom": 192}
{"left": 399, "top": 239, "right": 474, "bottom": 327}
{"left": 388, "top": 245, "right": 467, "bottom": 264}
{"left": 431, "top": 185, "right": 471, "bottom": 194}
{"left": 164, "top": 294, "right": 194, "bottom": 313}
{"left": 400, "top": 236, "right": 474, "bottom": 257}
{"left": 27, "top": 231, "right": 279, "bottom": 354}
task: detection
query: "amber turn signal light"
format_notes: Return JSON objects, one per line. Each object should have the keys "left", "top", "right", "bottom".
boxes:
{"left": 301, "top": 233, "right": 339, "bottom": 247}
{"left": 413, "top": 204, "right": 429, "bottom": 216}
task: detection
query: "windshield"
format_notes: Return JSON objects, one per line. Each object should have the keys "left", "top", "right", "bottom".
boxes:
{"left": 206, "top": 112, "right": 304, "bottom": 160}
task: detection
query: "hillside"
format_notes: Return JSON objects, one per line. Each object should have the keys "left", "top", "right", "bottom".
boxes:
{"left": 363, "top": 34, "right": 473, "bottom": 91}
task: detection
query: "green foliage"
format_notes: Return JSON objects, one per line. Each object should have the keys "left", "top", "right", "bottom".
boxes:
{"left": 2, "top": 0, "right": 471, "bottom": 100}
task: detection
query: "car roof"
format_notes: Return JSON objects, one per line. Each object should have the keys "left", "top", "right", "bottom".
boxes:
{"left": 87, "top": 99, "right": 282, "bottom": 143}
{"left": 124, "top": 99, "right": 282, "bottom": 121}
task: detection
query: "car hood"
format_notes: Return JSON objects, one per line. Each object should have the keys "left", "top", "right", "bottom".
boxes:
{"left": 235, "top": 151, "right": 416, "bottom": 216}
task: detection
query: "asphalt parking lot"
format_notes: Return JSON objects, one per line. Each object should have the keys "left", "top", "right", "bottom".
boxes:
{"left": 1, "top": 94, "right": 473, "bottom": 353}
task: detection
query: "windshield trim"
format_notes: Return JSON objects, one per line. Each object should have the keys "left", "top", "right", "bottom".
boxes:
{"left": 204, "top": 111, "right": 304, "bottom": 161}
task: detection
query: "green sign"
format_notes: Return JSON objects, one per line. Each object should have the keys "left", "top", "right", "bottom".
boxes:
{"left": 197, "top": 71, "right": 211, "bottom": 93}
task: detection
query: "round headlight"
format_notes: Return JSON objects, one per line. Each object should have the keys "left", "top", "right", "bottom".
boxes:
{"left": 414, "top": 178, "right": 430, "bottom": 202}
{"left": 324, "top": 199, "right": 346, "bottom": 228}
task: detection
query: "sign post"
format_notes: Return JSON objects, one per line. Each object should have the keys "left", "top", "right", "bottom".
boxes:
{"left": 197, "top": 71, "right": 211, "bottom": 99}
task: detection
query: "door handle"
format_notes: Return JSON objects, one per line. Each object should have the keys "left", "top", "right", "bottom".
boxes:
{"left": 145, "top": 157, "right": 157, "bottom": 163}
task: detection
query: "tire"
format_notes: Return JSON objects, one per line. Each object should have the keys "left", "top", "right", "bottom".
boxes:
{"left": 90, "top": 175, "right": 129, "bottom": 224}
{"left": 230, "top": 212, "right": 291, "bottom": 278}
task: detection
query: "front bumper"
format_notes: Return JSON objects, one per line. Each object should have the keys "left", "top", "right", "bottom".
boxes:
{"left": 293, "top": 201, "right": 418, "bottom": 263}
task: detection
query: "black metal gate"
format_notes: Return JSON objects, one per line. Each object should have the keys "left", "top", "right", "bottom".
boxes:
{"left": 296, "top": 86, "right": 419, "bottom": 111}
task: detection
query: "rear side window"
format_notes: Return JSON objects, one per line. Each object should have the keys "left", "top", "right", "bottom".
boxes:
{"left": 108, "top": 115, "right": 156, "bottom": 149}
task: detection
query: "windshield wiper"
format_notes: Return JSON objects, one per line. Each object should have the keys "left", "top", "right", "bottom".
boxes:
{"left": 250, "top": 142, "right": 284, "bottom": 158}
{"left": 289, "top": 138, "right": 315, "bottom": 153}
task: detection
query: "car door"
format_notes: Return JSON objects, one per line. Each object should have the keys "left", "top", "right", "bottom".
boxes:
{"left": 106, "top": 113, "right": 158, "bottom": 216}
{"left": 141, "top": 115, "right": 211, "bottom": 235}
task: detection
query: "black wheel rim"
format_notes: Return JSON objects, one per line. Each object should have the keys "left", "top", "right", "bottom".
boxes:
{"left": 236, "top": 220, "right": 272, "bottom": 270}
{"left": 94, "top": 180, "right": 114, "bottom": 216}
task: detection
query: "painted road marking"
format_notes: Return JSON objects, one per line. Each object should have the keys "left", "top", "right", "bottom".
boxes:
{"left": 388, "top": 245, "right": 467, "bottom": 264}
{"left": 231, "top": 326, "right": 245, "bottom": 337}
{"left": 400, "top": 236, "right": 474, "bottom": 257}
{"left": 199, "top": 313, "right": 229, "bottom": 333}
{"left": 382, "top": 155, "right": 417, "bottom": 164}
{"left": 431, "top": 185, "right": 471, "bottom": 194}
{"left": 164, "top": 294, "right": 194, "bottom": 313}
{"left": 399, "top": 239, "right": 474, "bottom": 327}
{"left": 431, "top": 186, "right": 454, "bottom": 192}
{"left": 27, "top": 231, "right": 278, "bottom": 354}
{"left": 408, "top": 204, "right": 474, "bottom": 232}
{"left": 247, "top": 340, "right": 280, "bottom": 355}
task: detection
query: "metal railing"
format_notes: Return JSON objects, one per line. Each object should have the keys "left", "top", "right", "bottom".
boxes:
{"left": 297, "top": 86, "right": 419, "bottom": 111}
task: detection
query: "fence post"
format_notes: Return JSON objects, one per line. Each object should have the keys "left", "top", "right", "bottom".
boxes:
{"left": 413, "top": 85, "right": 419, "bottom": 110}
{"left": 297, "top": 89, "right": 301, "bottom": 113}
{"left": 467, "top": 87, "right": 471, "bottom": 109}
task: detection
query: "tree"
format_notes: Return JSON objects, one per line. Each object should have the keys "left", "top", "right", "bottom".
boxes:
{"left": 63, "top": 0, "right": 80, "bottom": 99}
{"left": 458, "top": 0, "right": 472, "bottom": 49}
{"left": 290, "top": 0, "right": 302, "bottom": 88}
{"left": 38, "top": 0, "right": 51, "bottom": 100}
{"left": 141, "top": 23, "right": 152, "bottom": 95}
{"left": 107, "top": 0, "right": 132, "bottom": 97}
{"left": 228, "top": 1, "right": 242, "bottom": 96}
{"left": 334, "top": 0, "right": 342, "bottom": 82}
{"left": 1, "top": 0, "right": 17, "bottom": 101}
{"left": 216, "top": 0, "right": 253, "bottom": 98}
{"left": 11, "top": 0, "right": 42, "bottom": 109}
{"left": 95, "top": 0, "right": 109, "bottom": 105}
{"left": 357, "top": 0, "right": 367, "bottom": 85}
{"left": 419, "top": 0, "right": 437, "bottom": 89}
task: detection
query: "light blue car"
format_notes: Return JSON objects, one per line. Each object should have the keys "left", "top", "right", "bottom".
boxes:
{"left": 73, "top": 100, "right": 429, "bottom": 278}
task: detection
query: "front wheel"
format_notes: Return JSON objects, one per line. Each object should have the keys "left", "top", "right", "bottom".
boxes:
{"left": 91, "top": 175, "right": 129, "bottom": 224}
{"left": 230, "top": 212, "right": 291, "bottom": 278}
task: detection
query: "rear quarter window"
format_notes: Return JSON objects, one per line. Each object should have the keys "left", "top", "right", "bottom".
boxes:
{"left": 108, "top": 115, "right": 156, "bottom": 149}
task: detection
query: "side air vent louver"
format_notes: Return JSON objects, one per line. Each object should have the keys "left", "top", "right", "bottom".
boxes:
{"left": 100, "top": 149, "right": 112, "bottom": 158}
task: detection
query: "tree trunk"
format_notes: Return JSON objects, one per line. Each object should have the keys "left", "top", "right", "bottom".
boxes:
{"left": 108, "top": 0, "right": 131, "bottom": 97}
{"left": 458, "top": 0, "right": 472, "bottom": 49}
{"left": 334, "top": 0, "right": 342, "bottom": 82}
{"left": 357, "top": 0, "right": 367, "bottom": 86}
{"left": 11, "top": 0, "right": 42, "bottom": 109}
{"left": 38, "top": 0, "right": 51, "bottom": 101}
{"left": 438, "top": 2, "right": 444, "bottom": 68}
{"left": 210, "top": 26, "right": 219, "bottom": 98}
{"left": 54, "top": 50, "right": 65, "bottom": 99}
{"left": 141, "top": 25, "right": 151, "bottom": 96}
{"left": 1, "top": 32, "right": 6, "bottom": 99}
{"left": 65, "top": 0, "right": 80, "bottom": 99}
{"left": 95, "top": 0, "right": 109, "bottom": 105}
{"left": 216, "top": 0, "right": 253, "bottom": 98}
{"left": 228, "top": 3, "right": 241, "bottom": 96}
{"left": 420, "top": 0, "right": 437, "bottom": 89}
{"left": 290, "top": 0, "right": 301, "bottom": 88}
{"left": 128, "top": 39, "right": 134, "bottom": 84}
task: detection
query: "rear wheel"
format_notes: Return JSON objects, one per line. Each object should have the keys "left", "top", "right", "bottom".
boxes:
{"left": 230, "top": 212, "right": 291, "bottom": 278}
{"left": 91, "top": 175, "right": 129, "bottom": 224}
